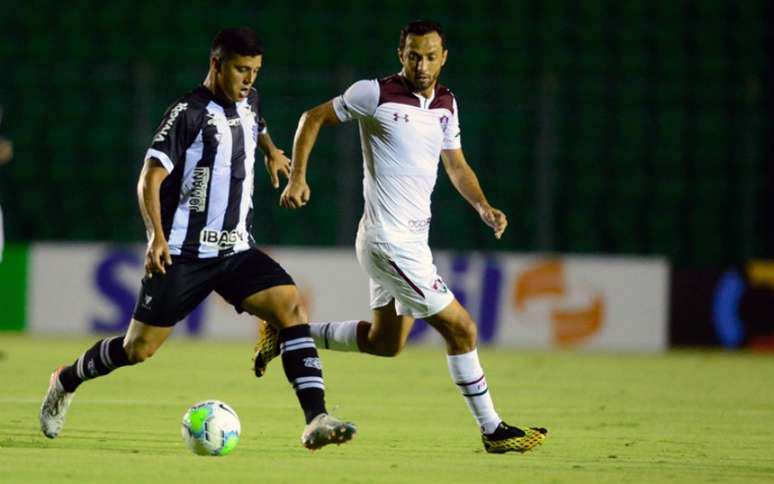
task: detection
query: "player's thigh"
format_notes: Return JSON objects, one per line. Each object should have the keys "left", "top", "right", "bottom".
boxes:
{"left": 124, "top": 318, "right": 174, "bottom": 362}
{"left": 357, "top": 237, "right": 453, "bottom": 319}
{"left": 240, "top": 284, "right": 307, "bottom": 329}
{"left": 132, "top": 257, "right": 218, "bottom": 327}
{"left": 215, "top": 249, "right": 298, "bottom": 327}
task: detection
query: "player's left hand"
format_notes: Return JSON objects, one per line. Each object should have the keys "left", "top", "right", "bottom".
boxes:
{"left": 264, "top": 149, "right": 290, "bottom": 189}
{"left": 479, "top": 205, "right": 508, "bottom": 239}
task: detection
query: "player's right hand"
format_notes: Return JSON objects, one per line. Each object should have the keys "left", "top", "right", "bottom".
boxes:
{"left": 280, "top": 178, "right": 311, "bottom": 209}
{"left": 145, "top": 235, "right": 172, "bottom": 276}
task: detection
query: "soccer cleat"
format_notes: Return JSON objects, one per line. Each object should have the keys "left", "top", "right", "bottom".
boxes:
{"left": 252, "top": 320, "right": 280, "bottom": 378}
{"left": 481, "top": 422, "right": 547, "bottom": 454}
{"left": 39, "top": 367, "right": 75, "bottom": 439}
{"left": 301, "top": 413, "right": 357, "bottom": 450}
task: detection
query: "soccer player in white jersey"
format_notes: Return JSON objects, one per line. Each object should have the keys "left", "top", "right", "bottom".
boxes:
{"left": 255, "top": 19, "right": 547, "bottom": 454}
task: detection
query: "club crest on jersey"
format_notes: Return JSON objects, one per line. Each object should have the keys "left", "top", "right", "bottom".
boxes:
{"left": 439, "top": 115, "right": 449, "bottom": 133}
{"left": 199, "top": 228, "right": 248, "bottom": 249}
{"left": 393, "top": 112, "right": 409, "bottom": 122}
{"left": 189, "top": 167, "right": 210, "bottom": 213}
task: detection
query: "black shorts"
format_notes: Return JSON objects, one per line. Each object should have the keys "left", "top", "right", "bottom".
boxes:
{"left": 132, "top": 247, "right": 295, "bottom": 327}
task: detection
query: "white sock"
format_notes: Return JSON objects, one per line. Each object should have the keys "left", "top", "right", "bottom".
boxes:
{"left": 310, "top": 321, "right": 361, "bottom": 352}
{"left": 447, "top": 349, "right": 501, "bottom": 434}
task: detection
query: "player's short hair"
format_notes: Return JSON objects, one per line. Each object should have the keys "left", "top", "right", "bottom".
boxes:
{"left": 399, "top": 19, "right": 446, "bottom": 51}
{"left": 210, "top": 27, "right": 264, "bottom": 60}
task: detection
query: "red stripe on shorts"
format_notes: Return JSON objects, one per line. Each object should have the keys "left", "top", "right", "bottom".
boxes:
{"left": 388, "top": 259, "right": 426, "bottom": 298}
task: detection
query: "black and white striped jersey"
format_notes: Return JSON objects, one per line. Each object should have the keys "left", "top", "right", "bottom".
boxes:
{"left": 145, "top": 86, "right": 267, "bottom": 259}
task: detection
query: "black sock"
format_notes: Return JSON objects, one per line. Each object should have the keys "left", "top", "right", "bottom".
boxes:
{"left": 58, "top": 336, "right": 133, "bottom": 392}
{"left": 279, "top": 324, "right": 327, "bottom": 424}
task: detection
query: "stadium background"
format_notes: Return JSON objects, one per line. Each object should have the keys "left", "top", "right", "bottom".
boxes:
{"left": 0, "top": 0, "right": 772, "bottom": 348}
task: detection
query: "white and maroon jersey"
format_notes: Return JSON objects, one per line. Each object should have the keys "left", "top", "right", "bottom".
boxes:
{"left": 332, "top": 74, "right": 461, "bottom": 243}
{"left": 145, "top": 86, "right": 267, "bottom": 259}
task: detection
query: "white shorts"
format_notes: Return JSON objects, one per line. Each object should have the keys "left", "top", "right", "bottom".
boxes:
{"left": 355, "top": 233, "right": 455, "bottom": 319}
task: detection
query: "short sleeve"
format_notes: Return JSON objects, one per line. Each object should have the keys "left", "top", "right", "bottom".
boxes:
{"left": 145, "top": 101, "right": 198, "bottom": 172}
{"left": 332, "top": 79, "right": 379, "bottom": 122}
{"left": 442, "top": 97, "right": 462, "bottom": 150}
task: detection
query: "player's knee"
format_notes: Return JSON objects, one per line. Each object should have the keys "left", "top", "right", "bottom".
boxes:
{"left": 247, "top": 286, "right": 307, "bottom": 329}
{"left": 273, "top": 298, "right": 308, "bottom": 328}
{"left": 123, "top": 338, "right": 156, "bottom": 364}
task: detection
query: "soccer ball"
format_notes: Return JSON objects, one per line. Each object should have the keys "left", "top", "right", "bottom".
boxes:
{"left": 181, "top": 400, "right": 241, "bottom": 456}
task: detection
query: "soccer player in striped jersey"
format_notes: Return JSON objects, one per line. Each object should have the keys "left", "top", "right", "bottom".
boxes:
{"left": 255, "top": 19, "right": 547, "bottom": 454}
{"left": 39, "top": 27, "right": 355, "bottom": 450}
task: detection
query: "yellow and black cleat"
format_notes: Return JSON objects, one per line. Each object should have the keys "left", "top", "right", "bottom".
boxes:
{"left": 482, "top": 423, "right": 547, "bottom": 454}
{"left": 252, "top": 320, "right": 280, "bottom": 378}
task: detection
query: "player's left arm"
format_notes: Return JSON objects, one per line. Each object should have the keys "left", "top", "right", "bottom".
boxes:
{"left": 441, "top": 148, "right": 508, "bottom": 239}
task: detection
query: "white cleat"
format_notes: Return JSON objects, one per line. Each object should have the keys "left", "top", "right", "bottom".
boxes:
{"left": 39, "top": 367, "right": 74, "bottom": 439}
{"left": 301, "top": 413, "right": 357, "bottom": 450}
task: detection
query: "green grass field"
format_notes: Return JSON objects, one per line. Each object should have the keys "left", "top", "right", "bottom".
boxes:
{"left": 1, "top": 335, "right": 773, "bottom": 483}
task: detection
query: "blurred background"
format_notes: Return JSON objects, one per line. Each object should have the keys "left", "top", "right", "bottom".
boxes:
{"left": 0, "top": 0, "right": 772, "bottom": 349}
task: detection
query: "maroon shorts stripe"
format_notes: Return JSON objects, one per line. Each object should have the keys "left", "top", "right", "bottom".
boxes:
{"left": 388, "top": 260, "right": 426, "bottom": 298}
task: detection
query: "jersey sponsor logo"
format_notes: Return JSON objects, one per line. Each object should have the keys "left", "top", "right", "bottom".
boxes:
{"left": 199, "top": 228, "right": 248, "bottom": 249}
{"left": 206, "top": 112, "right": 242, "bottom": 127}
{"left": 189, "top": 167, "right": 210, "bottom": 213}
{"left": 408, "top": 217, "right": 431, "bottom": 231}
{"left": 153, "top": 102, "right": 188, "bottom": 142}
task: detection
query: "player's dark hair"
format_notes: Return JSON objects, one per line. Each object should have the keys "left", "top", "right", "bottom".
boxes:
{"left": 211, "top": 27, "right": 264, "bottom": 60}
{"left": 399, "top": 19, "right": 446, "bottom": 51}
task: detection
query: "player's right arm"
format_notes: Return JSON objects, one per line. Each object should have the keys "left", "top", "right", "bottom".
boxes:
{"left": 280, "top": 101, "right": 340, "bottom": 209}
{"left": 139, "top": 99, "right": 197, "bottom": 273}
{"left": 281, "top": 79, "right": 379, "bottom": 209}
{"left": 137, "top": 158, "right": 172, "bottom": 275}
